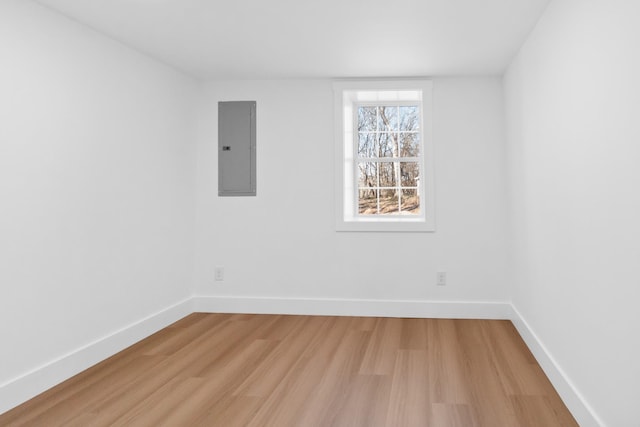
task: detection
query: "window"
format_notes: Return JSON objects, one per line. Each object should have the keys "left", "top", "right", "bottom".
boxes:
{"left": 334, "top": 80, "right": 434, "bottom": 232}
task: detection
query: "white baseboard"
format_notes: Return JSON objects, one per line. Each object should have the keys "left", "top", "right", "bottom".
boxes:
{"left": 0, "top": 297, "right": 194, "bottom": 415}
{"left": 510, "top": 305, "right": 604, "bottom": 427}
{"left": 193, "top": 295, "right": 512, "bottom": 319}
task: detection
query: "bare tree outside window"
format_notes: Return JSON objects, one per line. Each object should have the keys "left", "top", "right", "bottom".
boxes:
{"left": 356, "top": 105, "right": 421, "bottom": 215}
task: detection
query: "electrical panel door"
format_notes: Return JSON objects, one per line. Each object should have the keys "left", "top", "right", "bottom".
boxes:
{"left": 218, "top": 101, "right": 256, "bottom": 196}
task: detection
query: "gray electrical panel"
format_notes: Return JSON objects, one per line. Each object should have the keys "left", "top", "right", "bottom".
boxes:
{"left": 218, "top": 101, "right": 256, "bottom": 196}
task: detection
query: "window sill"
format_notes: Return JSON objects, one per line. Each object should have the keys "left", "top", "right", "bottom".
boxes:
{"left": 336, "top": 218, "right": 435, "bottom": 233}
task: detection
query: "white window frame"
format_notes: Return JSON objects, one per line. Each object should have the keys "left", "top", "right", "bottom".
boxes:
{"left": 334, "top": 80, "right": 435, "bottom": 232}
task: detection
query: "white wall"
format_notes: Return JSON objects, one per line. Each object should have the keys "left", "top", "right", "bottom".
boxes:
{"left": 504, "top": 0, "right": 640, "bottom": 425}
{"left": 12, "top": 0, "right": 627, "bottom": 423}
{"left": 194, "top": 78, "right": 510, "bottom": 306}
{"left": 0, "top": 0, "right": 198, "bottom": 406}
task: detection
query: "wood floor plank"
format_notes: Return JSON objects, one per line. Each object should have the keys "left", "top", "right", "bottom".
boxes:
{"left": 95, "top": 376, "right": 203, "bottom": 427}
{"left": 470, "top": 321, "right": 526, "bottom": 425}
{"left": 359, "top": 317, "right": 402, "bottom": 375}
{"left": 292, "top": 328, "right": 372, "bottom": 426}
{"left": 431, "top": 403, "right": 477, "bottom": 427}
{"left": 0, "top": 314, "right": 578, "bottom": 427}
{"left": 511, "top": 395, "right": 577, "bottom": 427}
{"left": 400, "top": 318, "right": 429, "bottom": 350}
{"left": 386, "top": 349, "right": 431, "bottom": 427}
{"left": 242, "top": 317, "right": 352, "bottom": 426}
{"left": 331, "top": 374, "right": 391, "bottom": 427}
{"left": 232, "top": 316, "right": 317, "bottom": 398}
{"left": 427, "top": 319, "right": 472, "bottom": 405}
{"left": 191, "top": 395, "right": 263, "bottom": 427}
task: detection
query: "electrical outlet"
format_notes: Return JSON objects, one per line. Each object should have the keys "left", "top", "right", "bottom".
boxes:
{"left": 214, "top": 266, "right": 224, "bottom": 282}
{"left": 437, "top": 272, "right": 447, "bottom": 286}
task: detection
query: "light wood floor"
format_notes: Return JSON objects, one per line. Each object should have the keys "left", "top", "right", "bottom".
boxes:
{"left": 0, "top": 314, "right": 577, "bottom": 426}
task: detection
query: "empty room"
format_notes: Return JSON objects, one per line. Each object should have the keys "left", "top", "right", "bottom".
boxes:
{"left": 0, "top": 0, "right": 638, "bottom": 425}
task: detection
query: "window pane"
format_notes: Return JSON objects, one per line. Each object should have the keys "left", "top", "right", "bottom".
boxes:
{"left": 378, "top": 162, "right": 397, "bottom": 187}
{"left": 377, "top": 133, "right": 396, "bottom": 158}
{"left": 358, "top": 133, "right": 377, "bottom": 158}
{"left": 358, "top": 162, "right": 378, "bottom": 188}
{"left": 358, "top": 107, "right": 377, "bottom": 132}
{"left": 401, "top": 189, "right": 420, "bottom": 214}
{"left": 399, "top": 106, "right": 420, "bottom": 131}
{"left": 377, "top": 106, "right": 398, "bottom": 131}
{"left": 359, "top": 189, "right": 378, "bottom": 215}
{"left": 379, "top": 189, "right": 400, "bottom": 214}
{"left": 399, "top": 133, "right": 420, "bottom": 157}
{"left": 400, "top": 162, "right": 420, "bottom": 187}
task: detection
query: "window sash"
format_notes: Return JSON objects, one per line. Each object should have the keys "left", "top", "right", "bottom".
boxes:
{"left": 353, "top": 102, "right": 424, "bottom": 219}
{"left": 357, "top": 157, "right": 421, "bottom": 162}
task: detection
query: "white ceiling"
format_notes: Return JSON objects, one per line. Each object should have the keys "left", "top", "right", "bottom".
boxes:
{"left": 35, "top": 0, "right": 550, "bottom": 80}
